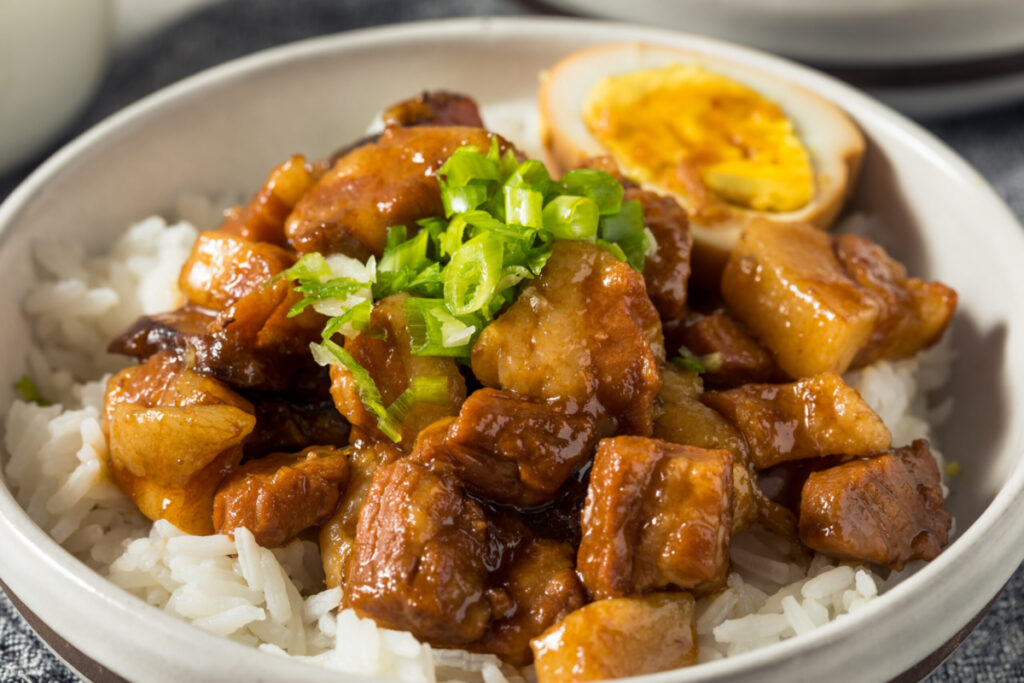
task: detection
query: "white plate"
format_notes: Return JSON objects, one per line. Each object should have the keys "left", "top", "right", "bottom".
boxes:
{"left": 1, "top": 16, "right": 1024, "bottom": 683}
{"left": 542, "top": 0, "right": 1024, "bottom": 117}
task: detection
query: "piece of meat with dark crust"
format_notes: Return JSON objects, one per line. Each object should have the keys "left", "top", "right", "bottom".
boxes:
{"left": 381, "top": 91, "right": 485, "bottom": 129}
{"left": 675, "top": 309, "right": 786, "bottom": 388}
{"left": 577, "top": 436, "right": 733, "bottom": 599}
{"left": 212, "top": 446, "right": 349, "bottom": 547}
{"left": 472, "top": 240, "right": 664, "bottom": 437}
{"left": 471, "top": 538, "right": 585, "bottom": 666}
{"left": 624, "top": 188, "right": 693, "bottom": 325}
{"left": 343, "top": 458, "right": 492, "bottom": 646}
{"left": 799, "top": 439, "right": 950, "bottom": 570}
{"left": 412, "top": 388, "right": 597, "bottom": 507}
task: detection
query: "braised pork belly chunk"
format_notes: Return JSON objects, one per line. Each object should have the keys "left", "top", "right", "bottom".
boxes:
{"left": 212, "top": 446, "right": 350, "bottom": 547}
{"left": 624, "top": 187, "right": 693, "bottom": 324}
{"left": 472, "top": 240, "right": 664, "bottom": 436}
{"left": 381, "top": 91, "right": 486, "bottom": 129}
{"left": 412, "top": 388, "right": 597, "bottom": 506}
{"left": 578, "top": 436, "right": 733, "bottom": 599}
{"left": 219, "top": 154, "right": 323, "bottom": 246}
{"left": 799, "top": 439, "right": 950, "bottom": 570}
{"left": 329, "top": 293, "right": 467, "bottom": 448}
{"left": 343, "top": 458, "right": 492, "bottom": 645}
{"left": 702, "top": 372, "right": 892, "bottom": 470}
{"left": 722, "top": 222, "right": 955, "bottom": 378}
{"left": 285, "top": 125, "right": 512, "bottom": 259}
{"left": 105, "top": 352, "right": 256, "bottom": 535}
{"left": 531, "top": 593, "right": 698, "bottom": 683}
{"left": 676, "top": 309, "right": 785, "bottom": 388}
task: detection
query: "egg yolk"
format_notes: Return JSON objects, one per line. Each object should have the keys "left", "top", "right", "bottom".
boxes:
{"left": 583, "top": 63, "right": 815, "bottom": 218}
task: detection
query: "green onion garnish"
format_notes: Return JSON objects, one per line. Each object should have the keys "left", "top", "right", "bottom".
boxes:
{"left": 280, "top": 138, "right": 651, "bottom": 441}
{"left": 14, "top": 375, "right": 50, "bottom": 406}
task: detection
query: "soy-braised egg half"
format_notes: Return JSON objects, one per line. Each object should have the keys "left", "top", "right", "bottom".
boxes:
{"left": 539, "top": 43, "right": 865, "bottom": 270}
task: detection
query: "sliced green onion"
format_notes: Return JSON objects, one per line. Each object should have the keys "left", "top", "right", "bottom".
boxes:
{"left": 558, "top": 168, "right": 624, "bottom": 215}
{"left": 321, "top": 300, "right": 373, "bottom": 339}
{"left": 443, "top": 233, "right": 503, "bottom": 316}
{"left": 410, "top": 376, "right": 449, "bottom": 405}
{"left": 504, "top": 186, "right": 544, "bottom": 229}
{"left": 404, "top": 297, "right": 480, "bottom": 357}
{"left": 599, "top": 199, "right": 648, "bottom": 271}
{"left": 441, "top": 181, "right": 489, "bottom": 216}
{"left": 381, "top": 388, "right": 416, "bottom": 435}
{"left": 310, "top": 339, "right": 402, "bottom": 441}
{"left": 542, "top": 195, "right": 599, "bottom": 241}
{"left": 14, "top": 375, "right": 49, "bottom": 406}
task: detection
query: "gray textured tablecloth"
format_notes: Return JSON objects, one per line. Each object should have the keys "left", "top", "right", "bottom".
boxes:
{"left": 1, "top": 1, "right": 1022, "bottom": 681}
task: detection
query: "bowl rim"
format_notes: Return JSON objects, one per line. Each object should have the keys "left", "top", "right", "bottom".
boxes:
{"left": 1, "top": 15, "right": 1023, "bottom": 683}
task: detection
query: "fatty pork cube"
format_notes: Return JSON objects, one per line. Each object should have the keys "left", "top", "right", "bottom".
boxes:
{"left": 219, "top": 154, "right": 322, "bottom": 246}
{"left": 800, "top": 439, "right": 951, "bottom": 570}
{"left": 578, "top": 436, "right": 733, "bottom": 599}
{"left": 177, "top": 231, "right": 323, "bottom": 354}
{"left": 285, "top": 125, "right": 510, "bottom": 259}
{"left": 472, "top": 537, "right": 586, "bottom": 666}
{"left": 531, "top": 593, "right": 698, "bottom": 682}
{"left": 330, "top": 293, "right": 467, "bottom": 449}
{"left": 414, "top": 388, "right": 597, "bottom": 507}
{"left": 721, "top": 221, "right": 882, "bottom": 377}
{"left": 381, "top": 91, "right": 486, "bottom": 128}
{"left": 702, "top": 372, "right": 891, "bottom": 470}
{"left": 676, "top": 309, "right": 785, "bottom": 388}
{"left": 105, "top": 352, "right": 256, "bottom": 535}
{"left": 212, "top": 445, "right": 349, "bottom": 547}
{"left": 472, "top": 240, "right": 664, "bottom": 436}
{"left": 834, "top": 234, "right": 957, "bottom": 367}
{"left": 320, "top": 439, "right": 401, "bottom": 589}
{"left": 343, "top": 458, "right": 492, "bottom": 645}
{"left": 654, "top": 365, "right": 794, "bottom": 535}
{"left": 624, "top": 187, "right": 693, "bottom": 324}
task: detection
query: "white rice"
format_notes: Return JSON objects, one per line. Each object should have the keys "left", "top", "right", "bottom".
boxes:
{"left": 2, "top": 213, "right": 953, "bottom": 678}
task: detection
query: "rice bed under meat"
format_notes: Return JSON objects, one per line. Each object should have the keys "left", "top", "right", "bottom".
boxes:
{"left": 1, "top": 212, "right": 952, "bottom": 681}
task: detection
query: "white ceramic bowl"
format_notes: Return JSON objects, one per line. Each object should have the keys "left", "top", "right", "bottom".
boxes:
{"left": 1, "top": 17, "right": 1023, "bottom": 683}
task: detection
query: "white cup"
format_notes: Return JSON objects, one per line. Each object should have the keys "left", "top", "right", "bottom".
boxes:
{"left": 0, "top": 0, "right": 113, "bottom": 174}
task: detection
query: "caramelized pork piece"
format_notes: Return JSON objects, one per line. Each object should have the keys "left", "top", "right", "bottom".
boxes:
{"left": 381, "top": 91, "right": 485, "bottom": 128}
{"left": 625, "top": 188, "right": 693, "bottom": 324}
{"left": 344, "top": 458, "right": 492, "bottom": 645}
{"left": 179, "top": 231, "right": 295, "bottom": 311}
{"left": 413, "top": 388, "right": 597, "bottom": 507}
{"left": 834, "top": 234, "right": 957, "bottom": 367}
{"left": 574, "top": 155, "right": 637, "bottom": 189}
{"left": 212, "top": 446, "right": 348, "bottom": 547}
{"left": 578, "top": 436, "right": 733, "bottom": 599}
{"left": 722, "top": 222, "right": 957, "bottom": 378}
{"left": 722, "top": 222, "right": 880, "bottom": 377}
{"left": 242, "top": 394, "right": 350, "bottom": 459}
{"left": 473, "top": 538, "right": 586, "bottom": 666}
{"left": 285, "top": 125, "right": 507, "bottom": 259}
{"left": 320, "top": 439, "right": 401, "bottom": 589}
{"left": 472, "top": 240, "right": 664, "bottom": 436}
{"left": 654, "top": 365, "right": 794, "bottom": 535}
{"left": 676, "top": 309, "right": 785, "bottom": 388}
{"left": 702, "top": 372, "right": 892, "bottom": 470}
{"left": 329, "top": 293, "right": 467, "bottom": 449}
{"left": 219, "top": 155, "right": 322, "bottom": 246}
{"left": 531, "top": 593, "right": 698, "bottom": 682}
{"left": 799, "top": 439, "right": 950, "bottom": 570}
{"left": 109, "top": 306, "right": 321, "bottom": 392}
{"left": 105, "top": 353, "right": 256, "bottom": 535}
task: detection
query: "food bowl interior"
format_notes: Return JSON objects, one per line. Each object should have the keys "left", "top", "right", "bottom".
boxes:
{"left": 1, "top": 18, "right": 1022, "bottom": 683}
